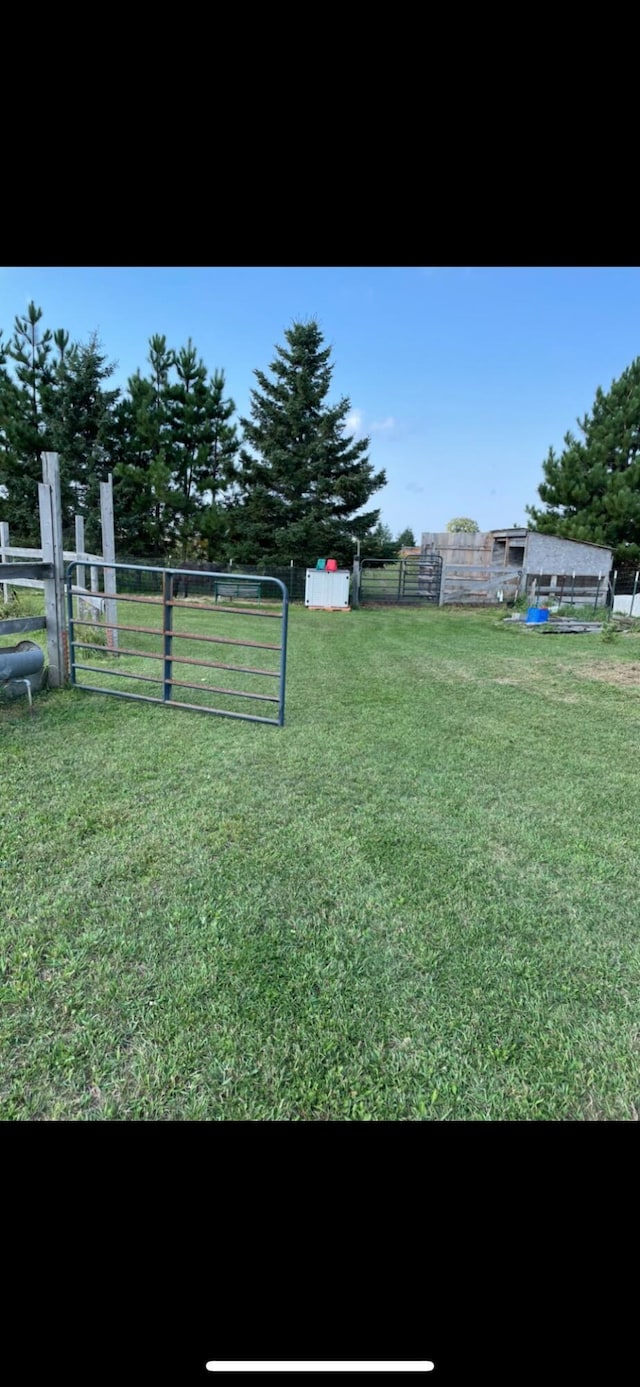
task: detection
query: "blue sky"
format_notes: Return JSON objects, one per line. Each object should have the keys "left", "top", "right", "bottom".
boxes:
{"left": 3, "top": 266, "right": 640, "bottom": 537}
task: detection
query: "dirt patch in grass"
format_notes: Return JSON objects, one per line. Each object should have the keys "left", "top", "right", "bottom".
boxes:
{"left": 492, "top": 669, "right": 580, "bottom": 704}
{"left": 566, "top": 661, "right": 640, "bottom": 690}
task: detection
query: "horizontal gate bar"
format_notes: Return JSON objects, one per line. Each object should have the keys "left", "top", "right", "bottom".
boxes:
{"left": 170, "top": 629, "right": 281, "bottom": 651}
{"left": 73, "top": 663, "right": 162, "bottom": 684}
{"left": 167, "top": 678, "right": 279, "bottom": 702}
{"left": 75, "top": 684, "right": 280, "bottom": 723}
{"left": 71, "top": 641, "right": 163, "bottom": 659}
{"left": 71, "top": 616, "right": 281, "bottom": 651}
{"left": 109, "top": 593, "right": 281, "bottom": 619}
{"left": 66, "top": 559, "right": 288, "bottom": 592}
{"left": 169, "top": 653, "right": 279, "bottom": 678}
{"left": 168, "top": 599, "right": 281, "bottom": 619}
{"left": 70, "top": 641, "right": 279, "bottom": 678}
{"left": 72, "top": 617, "right": 162, "bottom": 635}
{"left": 74, "top": 665, "right": 276, "bottom": 701}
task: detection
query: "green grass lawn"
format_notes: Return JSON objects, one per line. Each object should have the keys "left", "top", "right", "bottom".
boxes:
{"left": 2, "top": 602, "right": 640, "bottom": 1120}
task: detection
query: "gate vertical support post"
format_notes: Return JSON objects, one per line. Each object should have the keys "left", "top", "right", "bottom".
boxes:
{"left": 67, "top": 561, "right": 77, "bottom": 685}
{"left": 100, "top": 473, "right": 118, "bottom": 651}
{"left": 75, "top": 514, "right": 86, "bottom": 591}
{"left": 630, "top": 570, "right": 639, "bottom": 618}
{"left": 352, "top": 558, "right": 360, "bottom": 609}
{"left": 40, "top": 452, "right": 67, "bottom": 687}
{"left": 0, "top": 521, "right": 9, "bottom": 604}
{"left": 163, "top": 569, "right": 173, "bottom": 702}
{"left": 278, "top": 587, "right": 289, "bottom": 727}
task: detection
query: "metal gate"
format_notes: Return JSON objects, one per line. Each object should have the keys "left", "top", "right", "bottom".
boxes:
{"left": 358, "top": 553, "right": 442, "bottom": 605}
{"left": 66, "top": 561, "right": 289, "bottom": 726}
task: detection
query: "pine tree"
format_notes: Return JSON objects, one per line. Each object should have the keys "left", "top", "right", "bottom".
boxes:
{"left": 397, "top": 527, "right": 416, "bottom": 547}
{"left": 43, "top": 331, "right": 120, "bottom": 547}
{"left": 527, "top": 358, "right": 640, "bottom": 564}
{"left": 200, "top": 369, "right": 240, "bottom": 561}
{"left": 4, "top": 302, "right": 54, "bottom": 541}
{"left": 0, "top": 330, "right": 22, "bottom": 529}
{"left": 364, "top": 522, "right": 400, "bottom": 561}
{"left": 164, "top": 341, "right": 239, "bottom": 562}
{"left": 111, "top": 335, "right": 174, "bottom": 559}
{"left": 229, "top": 320, "right": 386, "bottom": 566}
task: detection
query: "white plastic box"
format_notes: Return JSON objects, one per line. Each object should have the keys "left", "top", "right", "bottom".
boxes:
{"left": 305, "top": 569, "right": 351, "bottom": 608}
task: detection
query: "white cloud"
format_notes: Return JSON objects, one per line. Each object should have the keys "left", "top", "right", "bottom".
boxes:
{"left": 346, "top": 408, "right": 365, "bottom": 434}
{"left": 372, "top": 416, "right": 395, "bottom": 433}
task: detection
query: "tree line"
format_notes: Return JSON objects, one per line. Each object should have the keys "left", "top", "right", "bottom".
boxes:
{"left": 0, "top": 304, "right": 415, "bottom": 568}
{"left": 5, "top": 298, "right": 634, "bottom": 570}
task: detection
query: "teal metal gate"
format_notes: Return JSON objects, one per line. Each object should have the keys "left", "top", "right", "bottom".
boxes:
{"left": 358, "top": 553, "right": 443, "bottom": 604}
{"left": 66, "top": 561, "right": 289, "bottom": 727}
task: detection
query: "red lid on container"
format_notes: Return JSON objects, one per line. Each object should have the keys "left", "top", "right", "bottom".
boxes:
{"left": 325, "top": 557, "right": 338, "bottom": 572}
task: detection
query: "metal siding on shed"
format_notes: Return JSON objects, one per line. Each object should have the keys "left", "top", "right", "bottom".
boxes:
{"left": 525, "top": 532, "right": 613, "bottom": 574}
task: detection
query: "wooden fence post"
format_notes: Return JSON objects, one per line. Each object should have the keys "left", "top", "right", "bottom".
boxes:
{"left": 39, "top": 452, "right": 67, "bottom": 687}
{"left": 352, "top": 558, "right": 360, "bottom": 608}
{"left": 438, "top": 562, "right": 447, "bottom": 606}
{"left": 74, "top": 514, "right": 86, "bottom": 591}
{"left": 0, "top": 521, "right": 9, "bottom": 604}
{"left": 100, "top": 473, "right": 118, "bottom": 650}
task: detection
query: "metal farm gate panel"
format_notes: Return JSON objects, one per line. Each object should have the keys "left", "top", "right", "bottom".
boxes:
{"left": 66, "top": 561, "right": 289, "bottom": 727}
{"left": 358, "top": 553, "right": 442, "bottom": 605}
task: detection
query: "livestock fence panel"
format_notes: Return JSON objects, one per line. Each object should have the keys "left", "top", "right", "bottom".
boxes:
{"left": 358, "top": 554, "right": 443, "bottom": 605}
{"left": 66, "top": 561, "right": 289, "bottom": 727}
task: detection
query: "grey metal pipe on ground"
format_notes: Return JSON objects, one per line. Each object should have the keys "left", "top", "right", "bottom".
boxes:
{"left": 0, "top": 641, "right": 45, "bottom": 683}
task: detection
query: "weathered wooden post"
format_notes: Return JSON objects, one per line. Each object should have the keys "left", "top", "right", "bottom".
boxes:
{"left": 39, "top": 451, "right": 67, "bottom": 687}
{"left": 100, "top": 472, "right": 118, "bottom": 651}
{"left": 352, "top": 557, "right": 360, "bottom": 609}
{"left": 438, "top": 562, "right": 447, "bottom": 607}
{"left": 74, "top": 514, "right": 86, "bottom": 591}
{"left": 0, "top": 521, "right": 9, "bottom": 604}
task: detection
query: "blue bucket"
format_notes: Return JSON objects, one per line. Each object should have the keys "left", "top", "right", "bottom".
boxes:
{"left": 526, "top": 607, "right": 549, "bottom": 623}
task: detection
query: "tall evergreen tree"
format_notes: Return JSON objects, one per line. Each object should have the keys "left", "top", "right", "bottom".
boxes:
{"left": 229, "top": 320, "right": 386, "bottom": 566}
{"left": 4, "top": 302, "right": 54, "bottom": 541}
{"left": 363, "top": 522, "right": 400, "bottom": 560}
{"left": 527, "top": 357, "right": 640, "bottom": 564}
{"left": 0, "top": 330, "right": 22, "bottom": 528}
{"left": 43, "top": 331, "right": 120, "bottom": 546}
{"left": 397, "top": 527, "right": 416, "bottom": 547}
{"left": 200, "top": 368, "right": 240, "bottom": 560}
{"left": 111, "top": 335, "right": 174, "bottom": 558}
{"left": 164, "top": 341, "right": 239, "bottom": 561}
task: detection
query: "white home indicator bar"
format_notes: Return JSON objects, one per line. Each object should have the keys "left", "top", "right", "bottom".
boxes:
{"left": 206, "top": 1366, "right": 435, "bottom": 1374}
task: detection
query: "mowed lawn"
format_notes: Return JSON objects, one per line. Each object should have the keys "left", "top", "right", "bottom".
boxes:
{"left": 2, "top": 603, "right": 640, "bottom": 1120}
